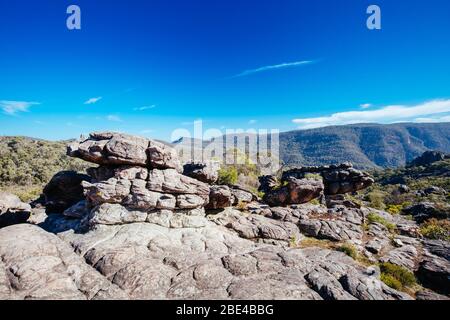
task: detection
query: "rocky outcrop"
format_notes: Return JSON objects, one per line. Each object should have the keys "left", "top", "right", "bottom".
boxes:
{"left": 407, "top": 151, "right": 447, "bottom": 167}
{"left": 4, "top": 213, "right": 411, "bottom": 300}
{"left": 0, "top": 132, "right": 444, "bottom": 300}
{"left": 43, "top": 171, "right": 91, "bottom": 213}
{"left": 0, "top": 193, "right": 31, "bottom": 228}
{"left": 183, "top": 161, "right": 220, "bottom": 184}
{"left": 206, "top": 185, "right": 234, "bottom": 210}
{"left": 67, "top": 132, "right": 182, "bottom": 171}
{"left": 206, "top": 185, "right": 256, "bottom": 210}
{"left": 0, "top": 224, "right": 128, "bottom": 300}
{"left": 63, "top": 133, "right": 211, "bottom": 228}
{"left": 403, "top": 202, "right": 450, "bottom": 223}
{"left": 282, "top": 163, "right": 374, "bottom": 195}
{"left": 417, "top": 254, "right": 450, "bottom": 295}
{"left": 260, "top": 177, "right": 324, "bottom": 207}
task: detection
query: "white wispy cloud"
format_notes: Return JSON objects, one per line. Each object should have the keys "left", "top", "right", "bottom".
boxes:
{"left": 106, "top": 115, "right": 122, "bottom": 122}
{"left": 84, "top": 97, "right": 102, "bottom": 105}
{"left": 0, "top": 100, "right": 40, "bottom": 115}
{"left": 248, "top": 119, "right": 258, "bottom": 125}
{"left": 360, "top": 103, "right": 372, "bottom": 109}
{"left": 231, "top": 60, "right": 314, "bottom": 78}
{"left": 292, "top": 99, "right": 450, "bottom": 129}
{"left": 134, "top": 105, "right": 156, "bottom": 111}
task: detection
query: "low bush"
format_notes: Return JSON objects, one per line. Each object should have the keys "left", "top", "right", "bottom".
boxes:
{"left": 420, "top": 218, "right": 450, "bottom": 241}
{"left": 386, "top": 204, "right": 403, "bottom": 215}
{"left": 337, "top": 244, "right": 358, "bottom": 260}
{"left": 365, "top": 190, "right": 387, "bottom": 210}
{"left": 366, "top": 213, "right": 396, "bottom": 232}
{"left": 217, "top": 166, "right": 238, "bottom": 185}
{"left": 379, "top": 262, "right": 416, "bottom": 290}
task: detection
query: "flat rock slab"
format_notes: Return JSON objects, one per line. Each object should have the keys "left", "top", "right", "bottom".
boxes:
{"left": 0, "top": 224, "right": 128, "bottom": 300}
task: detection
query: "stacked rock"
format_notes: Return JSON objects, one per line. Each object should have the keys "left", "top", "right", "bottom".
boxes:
{"left": 281, "top": 163, "right": 374, "bottom": 195}
{"left": 66, "top": 132, "right": 211, "bottom": 228}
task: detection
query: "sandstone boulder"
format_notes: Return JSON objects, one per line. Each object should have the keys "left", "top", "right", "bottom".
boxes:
{"left": 0, "top": 193, "right": 31, "bottom": 228}
{"left": 183, "top": 161, "right": 220, "bottom": 184}
{"left": 206, "top": 185, "right": 234, "bottom": 209}
{"left": 68, "top": 132, "right": 182, "bottom": 171}
{"left": 262, "top": 178, "right": 324, "bottom": 207}
{"left": 281, "top": 163, "right": 374, "bottom": 195}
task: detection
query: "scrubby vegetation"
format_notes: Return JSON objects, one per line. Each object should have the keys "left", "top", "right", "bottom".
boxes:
{"left": 337, "top": 243, "right": 358, "bottom": 260}
{"left": 420, "top": 219, "right": 450, "bottom": 241}
{"left": 0, "top": 137, "right": 89, "bottom": 201}
{"left": 218, "top": 148, "right": 262, "bottom": 193}
{"left": 217, "top": 166, "right": 239, "bottom": 185}
{"left": 366, "top": 213, "right": 396, "bottom": 232}
{"left": 379, "top": 262, "right": 417, "bottom": 291}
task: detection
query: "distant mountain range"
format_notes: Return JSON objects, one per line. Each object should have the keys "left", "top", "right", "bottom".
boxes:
{"left": 172, "top": 122, "right": 450, "bottom": 169}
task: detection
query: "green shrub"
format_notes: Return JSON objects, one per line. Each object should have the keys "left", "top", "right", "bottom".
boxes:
{"left": 366, "top": 213, "right": 396, "bottom": 232}
{"left": 309, "top": 199, "right": 321, "bottom": 205}
{"left": 380, "top": 273, "right": 402, "bottom": 291}
{"left": 365, "top": 190, "right": 387, "bottom": 210}
{"left": 337, "top": 244, "right": 358, "bottom": 260}
{"left": 420, "top": 219, "right": 450, "bottom": 241}
{"left": 379, "top": 262, "right": 416, "bottom": 290}
{"left": 386, "top": 204, "right": 403, "bottom": 215}
{"left": 217, "top": 166, "right": 238, "bottom": 185}
{"left": 0, "top": 184, "right": 43, "bottom": 202}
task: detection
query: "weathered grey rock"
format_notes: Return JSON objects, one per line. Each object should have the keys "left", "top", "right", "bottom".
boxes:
{"left": 298, "top": 218, "right": 362, "bottom": 242}
{"left": 231, "top": 187, "right": 254, "bottom": 205}
{"left": 210, "top": 208, "right": 302, "bottom": 244}
{"left": 43, "top": 171, "right": 91, "bottom": 213}
{"left": 339, "top": 270, "right": 412, "bottom": 300}
{"left": 380, "top": 245, "right": 419, "bottom": 271}
{"left": 417, "top": 254, "right": 450, "bottom": 295}
{"left": 415, "top": 290, "right": 450, "bottom": 300}
{"left": 403, "top": 202, "right": 449, "bottom": 223}
{"left": 0, "top": 192, "right": 31, "bottom": 228}
{"left": 86, "top": 203, "right": 207, "bottom": 229}
{"left": 82, "top": 167, "right": 209, "bottom": 211}
{"left": 206, "top": 185, "right": 234, "bottom": 209}
{"left": 147, "top": 168, "right": 210, "bottom": 196}
{"left": 262, "top": 178, "right": 324, "bottom": 207}
{"left": 0, "top": 213, "right": 414, "bottom": 300}
{"left": 68, "top": 132, "right": 182, "bottom": 171}
{"left": 305, "top": 267, "right": 357, "bottom": 300}
{"left": 147, "top": 208, "right": 208, "bottom": 228}
{"left": 183, "top": 161, "right": 220, "bottom": 183}
{"left": 423, "top": 239, "right": 450, "bottom": 261}
{"left": 0, "top": 224, "right": 128, "bottom": 300}
{"left": 281, "top": 163, "right": 374, "bottom": 195}
{"left": 89, "top": 203, "right": 148, "bottom": 225}
{"left": 365, "top": 223, "right": 391, "bottom": 254}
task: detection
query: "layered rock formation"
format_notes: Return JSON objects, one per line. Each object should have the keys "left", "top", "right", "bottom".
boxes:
{"left": 66, "top": 133, "right": 211, "bottom": 228}
{"left": 183, "top": 161, "right": 220, "bottom": 184}
{"left": 260, "top": 177, "right": 324, "bottom": 207}
{"left": 282, "top": 163, "right": 374, "bottom": 195}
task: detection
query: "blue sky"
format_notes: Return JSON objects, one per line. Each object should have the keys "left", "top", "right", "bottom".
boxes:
{"left": 1, "top": 0, "right": 450, "bottom": 141}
